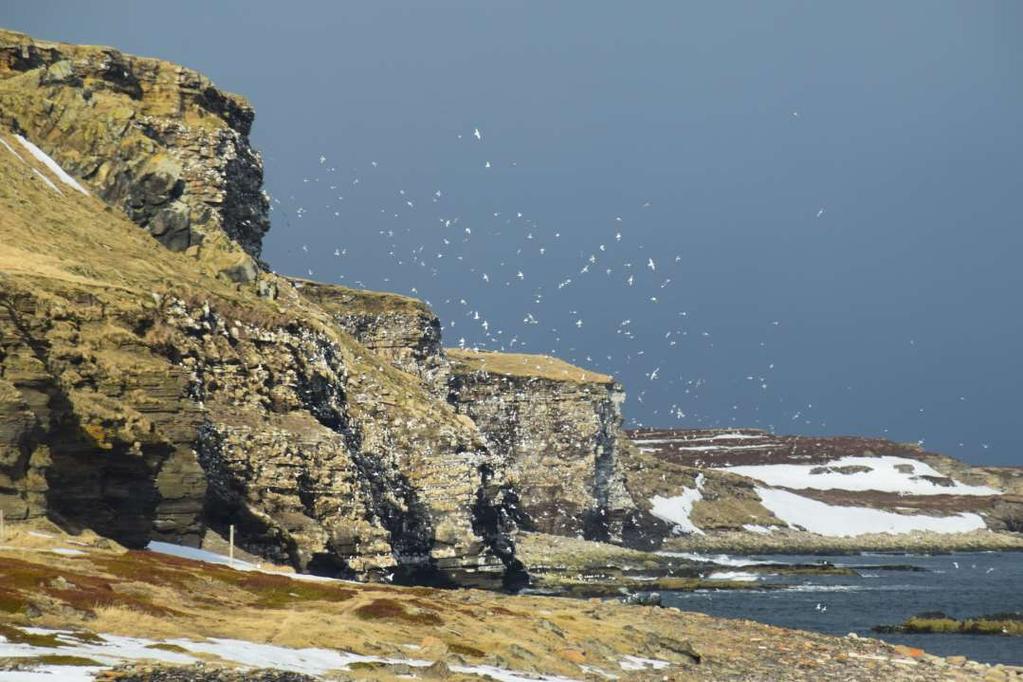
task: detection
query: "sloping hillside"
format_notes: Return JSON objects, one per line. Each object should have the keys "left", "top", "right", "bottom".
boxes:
{"left": 625, "top": 429, "right": 1023, "bottom": 552}
{"left": 0, "top": 111, "right": 520, "bottom": 585}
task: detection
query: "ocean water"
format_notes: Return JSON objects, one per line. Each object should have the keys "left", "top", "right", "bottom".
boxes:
{"left": 662, "top": 551, "right": 1023, "bottom": 666}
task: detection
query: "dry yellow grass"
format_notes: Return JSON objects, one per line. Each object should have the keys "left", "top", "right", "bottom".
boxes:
{"left": 0, "top": 520, "right": 704, "bottom": 678}
{"left": 446, "top": 348, "right": 614, "bottom": 385}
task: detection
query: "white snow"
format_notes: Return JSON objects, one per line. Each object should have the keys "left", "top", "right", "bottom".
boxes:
{"left": 0, "top": 626, "right": 583, "bottom": 681}
{"left": 619, "top": 655, "right": 670, "bottom": 671}
{"left": 146, "top": 541, "right": 339, "bottom": 583}
{"left": 649, "top": 473, "right": 705, "bottom": 534}
{"left": 31, "top": 168, "right": 61, "bottom": 194}
{"left": 706, "top": 571, "right": 759, "bottom": 582}
{"left": 719, "top": 456, "right": 1000, "bottom": 496}
{"left": 742, "top": 524, "right": 773, "bottom": 534}
{"left": 49, "top": 548, "right": 87, "bottom": 556}
{"left": 632, "top": 432, "right": 765, "bottom": 445}
{"left": 754, "top": 487, "right": 988, "bottom": 537}
{"left": 0, "top": 668, "right": 101, "bottom": 681}
{"left": 147, "top": 540, "right": 255, "bottom": 567}
{"left": 15, "top": 135, "right": 89, "bottom": 195}
{"left": 655, "top": 551, "right": 759, "bottom": 567}
{"left": 653, "top": 444, "right": 769, "bottom": 453}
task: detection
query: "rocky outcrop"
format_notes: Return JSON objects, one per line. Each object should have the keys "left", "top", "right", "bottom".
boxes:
{"left": 447, "top": 349, "right": 641, "bottom": 544}
{"left": 290, "top": 278, "right": 449, "bottom": 394}
{"left": 288, "top": 281, "right": 650, "bottom": 548}
{"left": 0, "top": 119, "right": 522, "bottom": 586}
{"left": 0, "top": 28, "right": 268, "bottom": 259}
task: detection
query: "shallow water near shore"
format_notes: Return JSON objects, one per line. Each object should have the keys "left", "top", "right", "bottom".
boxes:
{"left": 663, "top": 551, "right": 1023, "bottom": 666}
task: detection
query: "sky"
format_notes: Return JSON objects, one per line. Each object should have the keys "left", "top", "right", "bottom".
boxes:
{"left": 5, "top": 2, "right": 1021, "bottom": 464}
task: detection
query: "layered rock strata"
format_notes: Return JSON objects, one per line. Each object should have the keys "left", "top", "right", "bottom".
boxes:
{"left": 0, "top": 28, "right": 269, "bottom": 259}
{"left": 447, "top": 349, "right": 641, "bottom": 544}
{"left": 290, "top": 278, "right": 450, "bottom": 394}
{"left": 0, "top": 121, "right": 520, "bottom": 586}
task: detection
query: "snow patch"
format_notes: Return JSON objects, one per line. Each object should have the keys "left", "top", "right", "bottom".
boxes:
{"left": 632, "top": 432, "right": 766, "bottom": 445}
{"left": 15, "top": 135, "right": 89, "bottom": 195}
{"left": 707, "top": 571, "right": 759, "bottom": 582}
{"left": 620, "top": 655, "right": 671, "bottom": 671}
{"left": 31, "top": 168, "right": 62, "bottom": 194}
{"left": 649, "top": 473, "right": 705, "bottom": 534}
{"left": 755, "top": 487, "right": 988, "bottom": 537}
{"left": 655, "top": 551, "right": 759, "bottom": 567}
{"left": 0, "top": 626, "right": 580, "bottom": 681}
{"left": 719, "top": 456, "right": 999, "bottom": 496}
{"left": 146, "top": 541, "right": 340, "bottom": 583}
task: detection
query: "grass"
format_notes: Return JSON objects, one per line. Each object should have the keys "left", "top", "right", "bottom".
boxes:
{"left": 19, "top": 654, "right": 103, "bottom": 667}
{"left": 447, "top": 348, "right": 613, "bottom": 384}
{"left": 291, "top": 277, "right": 433, "bottom": 317}
{"left": 353, "top": 598, "right": 443, "bottom": 626}
{"left": 0, "top": 624, "right": 64, "bottom": 647}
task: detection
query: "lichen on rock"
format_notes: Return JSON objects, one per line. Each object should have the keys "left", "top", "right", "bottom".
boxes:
{"left": 0, "top": 28, "right": 269, "bottom": 259}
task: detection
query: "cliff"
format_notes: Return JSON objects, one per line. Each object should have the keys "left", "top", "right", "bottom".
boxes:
{"left": 447, "top": 349, "right": 642, "bottom": 544}
{"left": 0, "top": 28, "right": 268, "bottom": 261}
{"left": 290, "top": 278, "right": 450, "bottom": 395}
{"left": 0, "top": 28, "right": 645, "bottom": 588}
{"left": 0, "top": 30, "right": 528, "bottom": 586}
{"left": 288, "top": 279, "right": 646, "bottom": 545}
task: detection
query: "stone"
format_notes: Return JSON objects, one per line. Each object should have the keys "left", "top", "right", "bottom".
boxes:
{"left": 447, "top": 349, "right": 642, "bottom": 545}
{"left": 148, "top": 201, "right": 191, "bottom": 251}
{"left": 0, "top": 28, "right": 270, "bottom": 258}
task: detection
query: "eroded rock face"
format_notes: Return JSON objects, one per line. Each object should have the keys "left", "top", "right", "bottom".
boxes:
{"left": 446, "top": 350, "right": 641, "bottom": 544}
{"left": 0, "top": 28, "right": 269, "bottom": 258}
{"left": 0, "top": 120, "right": 519, "bottom": 586}
{"left": 290, "top": 279, "right": 450, "bottom": 395}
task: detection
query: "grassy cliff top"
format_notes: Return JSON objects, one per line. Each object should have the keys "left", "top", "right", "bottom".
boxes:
{"left": 0, "top": 27, "right": 252, "bottom": 134}
{"left": 446, "top": 348, "right": 614, "bottom": 385}
{"left": 289, "top": 277, "right": 435, "bottom": 317}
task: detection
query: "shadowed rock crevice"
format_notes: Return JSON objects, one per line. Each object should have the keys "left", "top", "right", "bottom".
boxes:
{"left": 0, "top": 293, "right": 168, "bottom": 547}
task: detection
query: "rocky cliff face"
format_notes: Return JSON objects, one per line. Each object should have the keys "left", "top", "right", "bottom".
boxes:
{"left": 290, "top": 280, "right": 650, "bottom": 547}
{"left": 0, "top": 46, "right": 522, "bottom": 586}
{"left": 0, "top": 29, "right": 268, "bottom": 260}
{"left": 290, "top": 278, "right": 450, "bottom": 395}
{"left": 447, "top": 350, "right": 641, "bottom": 544}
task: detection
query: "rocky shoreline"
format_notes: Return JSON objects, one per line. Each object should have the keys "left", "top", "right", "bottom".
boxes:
{"left": 1, "top": 26, "right": 1021, "bottom": 680}
{"left": 0, "top": 522, "right": 1020, "bottom": 681}
{"left": 660, "top": 528, "right": 1023, "bottom": 556}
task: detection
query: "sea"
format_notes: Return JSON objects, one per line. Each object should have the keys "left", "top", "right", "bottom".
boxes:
{"left": 662, "top": 551, "right": 1023, "bottom": 666}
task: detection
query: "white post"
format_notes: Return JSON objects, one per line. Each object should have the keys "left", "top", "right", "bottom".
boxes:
{"left": 229, "top": 524, "right": 235, "bottom": 566}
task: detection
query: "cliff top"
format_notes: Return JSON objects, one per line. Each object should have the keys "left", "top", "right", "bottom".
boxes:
{"left": 0, "top": 26, "right": 268, "bottom": 257}
{"left": 289, "top": 277, "right": 435, "bottom": 317}
{"left": 0, "top": 28, "right": 253, "bottom": 134}
{"left": 447, "top": 348, "right": 614, "bottom": 385}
